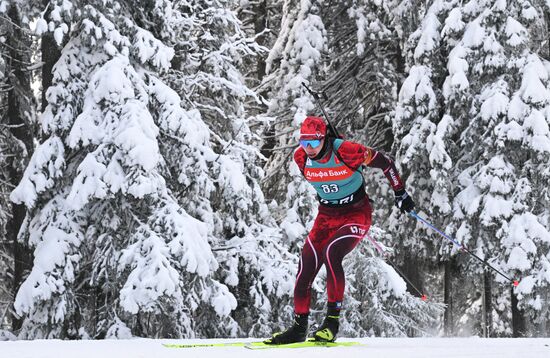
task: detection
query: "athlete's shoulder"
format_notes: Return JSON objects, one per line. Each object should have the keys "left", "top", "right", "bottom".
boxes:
{"left": 333, "top": 140, "right": 367, "bottom": 169}
{"left": 338, "top": 140, "right": 380, "bottom": 163}
{"left": 337, "top": 139, "right": 366, "bottom": 153}
{"left": 336, "top": 139, "right": 369, "bottom": 160}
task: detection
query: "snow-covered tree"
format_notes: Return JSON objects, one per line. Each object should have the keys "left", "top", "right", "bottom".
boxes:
{"left": 261, "top": 0, "right": 327, "bottom": 199}
{"left": 0, "top": 5, "right": 11, "bottom": 331}
{"left": 447, "top": 0, "right": 550, "bottom": 337}
{"left": 9, "top": 0, "right": 254, "bottom": 339}
{"left": 318, "top": 0, "right": 416, "bottom": 150}
{"left": 394, "top": 0, "right": 550, "bottom": 337}
{"left": 344, "top": 239, "right": 444, "bottom": 337}
{"left": 5, "top": 0, "right": 298, "bottom": 340}
{"left": 159, "top": 0, "right": 296, "bottom": 337}
{"left": 390, "top": 0, "right": 463, "bottom": 336}
{"left": 392, "top": 0, "right": 460, "bottom": 262}
{"left": 0, "top": 0, "right": 37, "bottom": 335}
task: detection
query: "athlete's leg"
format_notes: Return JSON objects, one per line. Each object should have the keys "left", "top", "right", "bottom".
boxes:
{"left": 266, "top": 231, "right": 325, "bottom": 344}
{"left": 313, "top": 202, "right": 372, "bottom": 342}
{"left": 294, "top": 236, "right": 324, "bottom": 314}
{"left": 293, "top": 213, "right": 330, "bottom": 314}
{"left": 324, "top": 201, "right": 372, "bottom": 304}
{"left": 324, "top": 225, "right": 365, "bottom": 303}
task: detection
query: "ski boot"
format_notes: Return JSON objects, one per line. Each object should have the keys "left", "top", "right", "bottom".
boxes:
{"left": 312, "top": 302, "right": 340, "bottom": 342}
{"left": 264, "top": 314, "right": 308, "bottom": 345}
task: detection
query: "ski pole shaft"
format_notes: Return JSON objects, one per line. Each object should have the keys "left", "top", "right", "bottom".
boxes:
{"left": 409, "top": 211, "right": 519, "bottom": 286}
{"left": 364, "top": 232, "right": 386, "bottom": 256}
{"left": 365, "top": 233, "right": 428, "bottom": 301}
{"left": 409, "top": 211, "right": 462, "bottom": 248}
{"left": 301, "top": 82, "right": 340, "bottom": 138}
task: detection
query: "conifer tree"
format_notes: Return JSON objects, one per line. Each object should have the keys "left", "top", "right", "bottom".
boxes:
{"left": 0, "top": 0, "right": 37, "bottom": 335}
{"left": 159, "top": 0, "right": 295, "bottom": 337}
{"left": 8, "top": 0, "right": 295, "bottom": 339}
{"left": 449, "top": 1, "right": 550, "bottom": 336}
{"left": 10, "top": 0, "right": 236, "bottom": 339}
{"left": 394, "top": 0, "right": 550, "bottom": 336}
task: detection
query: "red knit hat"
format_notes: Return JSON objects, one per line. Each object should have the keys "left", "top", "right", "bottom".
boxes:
{"left": 300, "top": 116, "right": 327, "bottom": 139}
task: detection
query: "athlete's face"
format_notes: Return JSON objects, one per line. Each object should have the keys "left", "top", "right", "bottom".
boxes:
{"left": 301, "top": 137, "right": 325, "bottom": 158}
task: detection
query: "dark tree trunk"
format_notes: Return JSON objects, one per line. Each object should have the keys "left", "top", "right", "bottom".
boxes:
{"left": 40, "top": 4, "right": 62, "bottom": 112}
{"left": 254, "top": 0, "right": 267, "bottom": 82}
{"left": 443, "top": 259, "right": 456, "bottom": 336}
{"left": 401, "top": 254, "right": 423, "bottom": 298}
{"left": 40, "top": 32, "right": 61, "bottom": 112}
{"left": 254, "top": 0, "right": 275, "bottom": 160}
{"left": 482, "top": 269, "right": 492, "bottom": 337}
{"left": 5, "top": 4, "right": 35, "bottom": 332}
{"left": 511, "top": 287, "right": 525, "bottom": 337}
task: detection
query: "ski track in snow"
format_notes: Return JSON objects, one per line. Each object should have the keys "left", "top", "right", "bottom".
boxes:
{"left": 1, "top": 337, "right": 550, "bottom": 358}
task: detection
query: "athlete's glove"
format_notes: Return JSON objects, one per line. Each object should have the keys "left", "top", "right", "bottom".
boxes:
{"left": 394, "top": 189, "right": 415, "bottom": 213}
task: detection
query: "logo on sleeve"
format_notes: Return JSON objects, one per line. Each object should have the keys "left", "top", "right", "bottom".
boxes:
{"left": 389, "top": 168, "right": 400, "bottom": 186}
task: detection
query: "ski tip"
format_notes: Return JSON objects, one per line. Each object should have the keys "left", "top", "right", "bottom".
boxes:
{"left": 513, "top": 280, "right": 520, "bottom": 287}
{"left": 421, "top": 294, "right": 428, "bottom": 301}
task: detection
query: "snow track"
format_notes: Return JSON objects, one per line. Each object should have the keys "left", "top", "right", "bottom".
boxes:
{"left": 2, "top": 337, "right": 550, "bottom": 358}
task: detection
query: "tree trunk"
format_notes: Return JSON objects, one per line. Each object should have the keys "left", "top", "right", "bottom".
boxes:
{"left": 511, "top": 287, "right": 525, "bottom": 337}
{"left": 5, "top": 3, "right": 35, "bottom": 332}
{"left": 254, "top": 0, "right": 275, "bottom": 160}
{"left": 401, "top": 254, "right": 423, "bottom": 298}
{"left": 254, "top": 0, "right": 267, "bottom": 83}
{"left": 481, "top": 269, "right": 492, "bottom": 337}
{"left": 443, "top": 259, "right": 455, "bottom": 336}
{"left": 40, "top": 4, "right": 62, "bottom": 112}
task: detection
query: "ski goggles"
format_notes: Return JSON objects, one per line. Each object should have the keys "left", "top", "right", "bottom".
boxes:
{"left": 299, "top": 139, "right": 322, "bottom": 148}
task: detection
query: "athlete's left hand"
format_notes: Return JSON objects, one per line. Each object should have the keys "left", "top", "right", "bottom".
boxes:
{"left": 394, "top": 189, "right": 415, "bottom": 213}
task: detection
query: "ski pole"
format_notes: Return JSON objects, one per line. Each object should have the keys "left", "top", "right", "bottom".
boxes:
{"left": 301, "top": 82, "right": 341, "bottom": 138}
{"left": 365, "top": 233, "right": 428, "bottom": 301}
{"left": 409, "top": 211, "right": 519, "bottom": 287}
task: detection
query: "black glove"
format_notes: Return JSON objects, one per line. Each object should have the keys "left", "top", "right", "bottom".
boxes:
{"left": 394, "top": 189, "right": 415, "bottom": 213}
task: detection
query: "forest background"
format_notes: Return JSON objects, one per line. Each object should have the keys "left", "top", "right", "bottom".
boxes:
{"left": 1, "top": 0, "right": 550, "bottom": 340}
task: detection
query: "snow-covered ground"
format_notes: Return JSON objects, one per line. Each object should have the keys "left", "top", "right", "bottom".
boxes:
{"left": 2, "top": 337, "right": 550, "bottom": 358}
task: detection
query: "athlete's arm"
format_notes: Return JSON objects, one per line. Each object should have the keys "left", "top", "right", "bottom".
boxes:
{"left": 337, "top": 141, "right": 404, "bottom": 191}
{"left": 363, "top": 147, "right": 404, "bottom": 191}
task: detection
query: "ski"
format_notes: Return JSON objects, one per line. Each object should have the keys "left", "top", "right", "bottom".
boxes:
{"left": 163, "top": 342, "right": 249, "bottom": 348}
{"left": 245, "top": 341, "right": 365, "bottom": 350}
{"left": 163, "top": 340, "right": 365, "bottom": 349}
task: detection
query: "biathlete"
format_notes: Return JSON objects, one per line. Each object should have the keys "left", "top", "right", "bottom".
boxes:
{"left": 265, "top": 116, "right": 415, "bottom": 344}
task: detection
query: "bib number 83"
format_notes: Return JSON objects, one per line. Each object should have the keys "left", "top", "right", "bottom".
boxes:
{"left": 321, "top": 184, "right": 339, "bottom": 193}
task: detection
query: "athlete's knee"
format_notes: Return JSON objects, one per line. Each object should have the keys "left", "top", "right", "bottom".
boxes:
{"left": 325, "top": 237, "right": 350, "bottom": 258}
